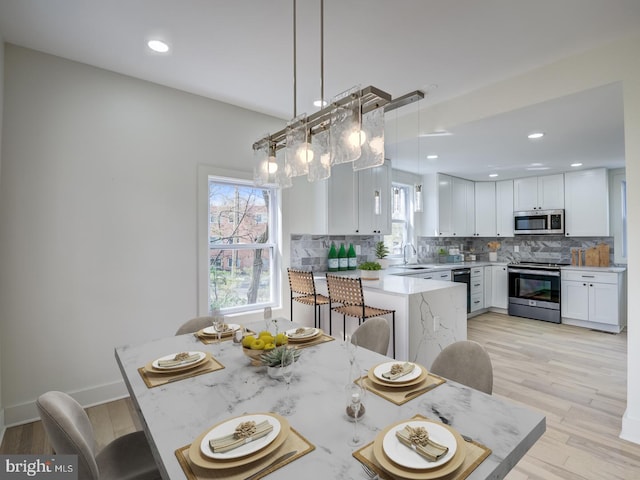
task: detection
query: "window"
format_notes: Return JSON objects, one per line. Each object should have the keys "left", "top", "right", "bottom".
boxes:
{"left": 205, "top": 175, "right": 279, "bottom": 314}
{"left": 385, "top": 184, "right": 410, "bottom": 255}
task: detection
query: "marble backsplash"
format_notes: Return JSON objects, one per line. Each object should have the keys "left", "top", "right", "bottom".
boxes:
{"left": 290, "top": 234, "right": 616, "bottom": 270}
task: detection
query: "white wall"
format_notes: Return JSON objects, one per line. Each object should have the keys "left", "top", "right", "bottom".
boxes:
{"left": 0, "top": 45, "right": 282, "bottom": 424}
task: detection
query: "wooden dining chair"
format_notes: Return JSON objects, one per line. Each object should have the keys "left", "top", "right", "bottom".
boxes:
{"left": 325, "top": 274, "right": 396, "bottom": 358}
{"left": 287, "top": 268, "right": 330, "bottom": 329}
{"left": 36, "top": 391, "right": 161, "bottom": 480}
{"left": 175, "top": 316, "right": 214, "bottom": 335}
{"left": 430, "top": 340, "right": 494, "bottom": 394}
{"left": 351, "top": 317, "right": 391, "bottom": 355}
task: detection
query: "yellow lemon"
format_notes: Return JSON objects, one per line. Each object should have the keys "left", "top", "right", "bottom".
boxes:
{"left": 263, "top": 342, "right": 276, "bottom": 351}
{"left": 275, "top": 333, "right": 288, "bottom": 346}
{"left": 258, "top": 330, "right": 271, "bottom": 338}
{"left": 242, "top": 335, "right": 256, "bottom": 348}
{"left": 249, "top": 338, "right": 265, "bottom": 350}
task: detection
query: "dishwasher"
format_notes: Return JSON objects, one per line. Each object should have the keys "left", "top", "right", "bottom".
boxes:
{"left": 452, "top": 268, "right": 471, "bottom": 313}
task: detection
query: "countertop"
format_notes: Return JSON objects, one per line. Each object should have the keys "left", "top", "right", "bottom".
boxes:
{"left": 315, "top": 271, "right": 461, "bottom": 296}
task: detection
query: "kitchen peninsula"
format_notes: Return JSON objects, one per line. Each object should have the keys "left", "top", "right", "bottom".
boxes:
{"left": 314, "top": 271, "right": 467, "bottom": 367}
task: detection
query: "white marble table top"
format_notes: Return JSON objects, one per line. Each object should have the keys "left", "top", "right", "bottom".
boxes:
{"left": 115, "top": 320, "right": 545, "bottom": 479}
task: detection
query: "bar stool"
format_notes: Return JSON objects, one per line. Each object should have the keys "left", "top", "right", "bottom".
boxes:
{"left": 287, "top": 268, "right": 330, "bottom": 329}
{"left": 325, "top": 274, "right": 396, "bottom": 358}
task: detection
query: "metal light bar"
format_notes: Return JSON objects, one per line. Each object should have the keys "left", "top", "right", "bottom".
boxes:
{"left": 253, "top": 85, "right": 392, "bottom": 151}
{"left": 384, "top": 90, "right": 425, "bottom": 113}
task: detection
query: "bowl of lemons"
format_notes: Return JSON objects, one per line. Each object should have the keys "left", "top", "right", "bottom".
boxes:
{"left": 241, "top": 331, "right": 289, "bottom": 365}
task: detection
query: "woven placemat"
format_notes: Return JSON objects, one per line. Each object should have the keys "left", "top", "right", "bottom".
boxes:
{"left": 290, "top": 333, "right": 335, "bottom": 349}
{"left": 353, "top": 415, "right": 491, "bottom": 480}
{"left": 138, "top": 356, "right": 225, "bottom": 388}
{"left": 196, "top": 329, "right": 256, "bottom": 345}
{"left": 175, "top": 426, "right": 315, "bottom": 479}
{"left": 359, "top": 373, "right": 446, "bottom": 406}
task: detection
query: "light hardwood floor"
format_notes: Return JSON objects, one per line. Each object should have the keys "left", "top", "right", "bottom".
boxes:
{"left": 2, "top": 312, "right": 639, "bottom": 479}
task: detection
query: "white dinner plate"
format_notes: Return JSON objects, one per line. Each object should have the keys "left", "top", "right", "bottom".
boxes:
{"left": 382, "top": 421, "right": 457, "bottom": 470}
{"left": 285, "top": 327, "right": 319, "bottom": 339}
{"left": 373, "top": 362, "right": 421, "bottom": 383}
{"left": 200, "top": 414, "right": 281, "bottom": 460}
{"left": 152, "top": 351, "right": 206, "bottom": 370}
{"left": 202, "top": 323, "right": 240, "bottom": 336}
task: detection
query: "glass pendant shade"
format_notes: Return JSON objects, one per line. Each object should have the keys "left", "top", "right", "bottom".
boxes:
{"left": 253, "top": 137, "right": 272, "bottom": 186}
{"left": 285, "top": 114, "right": 311, "bottom": 177}
{"left": 308, "top": 127, "right": 331, "bottom": 181}
{"left": 414, "top": 184, "right": 423, "bottom": 212}
{"left": 353, "top": 106, "right": 385, "bottom": 171}
{"left": 329, "top": 86, "right": 362, "bottom": 165}
{"left": 276, "top": 147, "right": 293, "bottom": 189}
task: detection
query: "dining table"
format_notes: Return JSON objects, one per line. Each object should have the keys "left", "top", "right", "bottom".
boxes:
{"left": 115, "top": 319, "right": 545, "bottom": 479}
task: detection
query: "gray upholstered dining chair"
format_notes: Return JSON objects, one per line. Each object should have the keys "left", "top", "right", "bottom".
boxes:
{"left": 174, "top": 316, "right": 214, "bottom": 335}
{"left": 36, "top": 391, "right": 161, "bottom": 480}
{"left": 430, "top": 340, "right": 494, "bottom": 394}
{"left": 350, "top": 317, "right": 391, "bottom": 355}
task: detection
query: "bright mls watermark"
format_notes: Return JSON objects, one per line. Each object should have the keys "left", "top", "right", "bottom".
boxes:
{"left": 0, "top": 456, "right": 77, "bottom": 479}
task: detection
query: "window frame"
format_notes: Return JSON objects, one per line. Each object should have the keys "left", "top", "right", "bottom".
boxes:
{"left": 198, "top": 165, "right": 281, "bottom": 316}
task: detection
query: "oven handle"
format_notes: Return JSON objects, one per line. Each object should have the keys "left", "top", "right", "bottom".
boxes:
{"left": 508, "top": 268, "right": 560, "bottom": 277}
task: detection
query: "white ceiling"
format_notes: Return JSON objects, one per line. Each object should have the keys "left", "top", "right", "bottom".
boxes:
{"left": 1, "top": 0, "right": 638, "bottom": 181}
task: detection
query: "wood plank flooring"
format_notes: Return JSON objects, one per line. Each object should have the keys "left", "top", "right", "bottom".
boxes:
{"left": 2, "top": 312, "right": 639, "bottom": 479}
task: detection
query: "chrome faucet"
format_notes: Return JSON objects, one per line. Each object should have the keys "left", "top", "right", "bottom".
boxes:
{"left": 403, "top": 243, "right": 417, "bottom": 264}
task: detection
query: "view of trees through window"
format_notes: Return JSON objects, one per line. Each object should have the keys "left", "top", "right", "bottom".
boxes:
{"left": 208, "top": 178, "right": 277, "bottom": 313}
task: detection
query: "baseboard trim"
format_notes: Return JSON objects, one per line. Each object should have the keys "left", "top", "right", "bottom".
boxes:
{"left": 3, "top": 380, "right": 129, "bottom": 427}
{"left": 621, "top": 409, "right": 640, "bottom": 445}
{"left": 0, "top": 408, "right": 6, "bottom": 447}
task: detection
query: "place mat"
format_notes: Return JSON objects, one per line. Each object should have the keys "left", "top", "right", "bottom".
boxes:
{"left": 175, "top": 426, "right": 315, "bottom": 479}
{"left": 289, "top": 333, "right": 335, "bottom": 349}
{"left": 353, "top": 415, "right": 491, "bottom": 480}
{"left": 359, "top": 372, "right": 446, "bottom": 405}
{"left": 138, "top": 355, "right": 225, "bottom": 388}
{"left": 196, "top": 328, "right": 256, "bottom": 345}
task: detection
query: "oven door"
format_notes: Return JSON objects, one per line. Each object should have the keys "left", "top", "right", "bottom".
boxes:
{"left": 508, "top": 268, "right": 560, "bottom": 310}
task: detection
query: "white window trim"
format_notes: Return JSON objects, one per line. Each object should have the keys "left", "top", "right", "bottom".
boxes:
{"left": 197, "top": 164, "right": 282, "bottom": 316}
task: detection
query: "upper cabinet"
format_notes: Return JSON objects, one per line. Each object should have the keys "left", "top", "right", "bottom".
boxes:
{"left": 327, "top": 160, "right": 391, "bottom": 235}
{"left": 495, "top": 180, "right": 514, "bottom": 237}
{"left": 564, "top": 168, "right": 609, "bottom": 237}
{"left": 514, "top": 174, "right": 564, "bottom": 211}
{"left": 474, "top": 182, "right": 496, "bottom": 237}
{"left": 422, "top": 173, "right": 475, "bottom": 237}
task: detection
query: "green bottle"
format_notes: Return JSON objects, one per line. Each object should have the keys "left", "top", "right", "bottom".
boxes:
{"left": 338, "top": 243, "right": 348, "bottom": 271}
{"left": 347, "top": 243, "right": 357, "bottom": 270}
{"left": 328, "top": 242, "right": 339, "bottom": 272}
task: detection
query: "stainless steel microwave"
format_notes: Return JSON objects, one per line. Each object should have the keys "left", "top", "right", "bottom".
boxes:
{"left": 514, "top": 209, "right": 564, "bottom": 235}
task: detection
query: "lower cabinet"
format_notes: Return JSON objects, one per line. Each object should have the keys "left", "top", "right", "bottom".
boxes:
{"left": 470, "top": 266, "right": 484, "bottom": 313}
{"left": 490, "top": 265, "right": 508, "bottom": 310}
{"left": 561, "top": 269, "right": 626, "bottom": 333}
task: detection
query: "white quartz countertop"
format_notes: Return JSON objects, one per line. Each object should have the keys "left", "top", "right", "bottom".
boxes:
{"left": 315, "top": 271, "right": 463, "bottom": 296}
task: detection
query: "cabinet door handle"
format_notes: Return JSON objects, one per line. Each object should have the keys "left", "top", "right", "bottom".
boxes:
{"left": 581, "top": 275, "right": 595, "bottom": 278}
{"left": 590, "top": 284, "right": 594, "bottom": 287}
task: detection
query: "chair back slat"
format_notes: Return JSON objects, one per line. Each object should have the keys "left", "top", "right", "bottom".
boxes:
{"left": 288, "top": 269, "right": 317, "bottom": 296}
{"left": 326, "top": 274, "right": 364, "bottom": 306}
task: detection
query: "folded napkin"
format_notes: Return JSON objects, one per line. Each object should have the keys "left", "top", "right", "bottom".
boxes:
{"left": 157, "top": 352, "right": 201, "bottom": 368}
{"left": 209, "top": 420, "right": 274, "bottom": 453}
{"left": 288, "top": 327, "right": 314, "bottom": 338}
{"left": 395, "top": 425, "right": 449, "bottom": 462}
{"left": 382, "top": 362, "right": 415, "bottom": 380}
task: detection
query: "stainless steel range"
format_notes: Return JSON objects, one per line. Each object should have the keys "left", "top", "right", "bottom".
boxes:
{"left": 507, "top": 262, "right": 568, "bottom": 323}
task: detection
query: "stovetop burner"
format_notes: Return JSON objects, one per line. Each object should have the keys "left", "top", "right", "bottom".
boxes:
{"left": 508, "top": 261, "right": 570, "bottom": 269}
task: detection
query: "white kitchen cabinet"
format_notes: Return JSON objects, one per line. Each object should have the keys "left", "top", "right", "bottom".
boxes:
{"left": 434, "top": 174, "right": 475, "bottom": 237}
{"left": 327, "top": 160, "right": 391, "bottom": 234}
{"left": 490, "top": 265, "right": 509, "bottom": 309}
{"left": 514, "top": 174, "right": 564, "bottom": 211}
{"left": 564, "top": 168, "right": 609, "bottom": 237}
{"left": 561, "top": 269, "right": 626, "bottom": 333}
{"left": 474, "top": 182, "right": 496, "bottom": 236}
{"left": 495, "top": 180, "right": 514, "bottom": 237}
{"left": 484, "top": 266, "right": 492, "bottom": 308}
{"left": 470, "top": 266, "right": 484, "bottom": 313}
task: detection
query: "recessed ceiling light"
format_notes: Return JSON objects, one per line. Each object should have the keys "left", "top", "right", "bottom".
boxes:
{"left": 571, "top": 163, "right": 583, "bottom": 167}
{"left": 426, "top": 154, "right": 438, "bottom": 160}
{"left": 527, "top": 132, "right": 545, "bottom": 139}
{"left": 147, "top": 40, "right": 170, "bottom": 53}
{"left": 313, "top": 99, "right": 328, "bottom": 108}
{"left": 489, "top": 173, "right": 498, "bottom": 178}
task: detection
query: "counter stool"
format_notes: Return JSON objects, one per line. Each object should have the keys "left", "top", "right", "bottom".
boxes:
{"left": 325, "top": 274, "right": 396, "bottom": 358}
{"left": 287, "top": 268, "right": 330, "bottom": 329}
